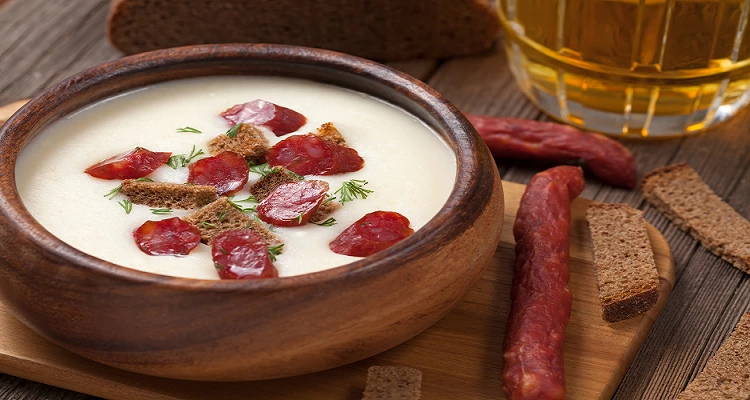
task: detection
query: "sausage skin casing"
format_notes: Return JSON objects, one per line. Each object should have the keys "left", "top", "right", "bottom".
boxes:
{"left": 502, "top": 166, "right": 585, "bottom": 400}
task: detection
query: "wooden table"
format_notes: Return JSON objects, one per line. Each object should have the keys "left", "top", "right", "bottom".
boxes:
{"left": 0, "top": 0, "right": 748, "bottom": 399}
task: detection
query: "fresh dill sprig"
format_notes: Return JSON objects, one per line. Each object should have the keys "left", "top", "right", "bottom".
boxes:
{"left": 322, "top": 193, "right": 336, "bottom": 205}
{"left": 104, "top": 185, "right": 122, "bottom": 200}
{"left": 267, "top": 244, "right": 284, "bottom": 262}
{"left": 226, "top": 123, "right": 242, "bottom": 138}
{"left": 219, "top": 247, "right": 229, "bottom": 255}
{"left": 294, "top": 213, "right": 304, "bottom": 225}
{"left": 214, "top": 262, "right": 224, "bottom": 271}
{"left": 253, "top": 214, "right": 274, "bottom": 231}
{"left": 217, "top": 211, "right": 228, "bottom": 222}
{"left": 228, "top": 198, "right": 256, "bottom": 214}
{"left": 150, "top": 208, "right": 172, "bottom": 215}
{"left": 288, "top": 170, "right": 304, "bottom": 180}
{"left": 167, "top": 145, "right": 204, "bottom": 169}
{"left": 176, "top": 126, "right": 202, "bottom": 134}
{"left": 201, "top": 220, "right": 216, "bottom": 228}
{"left": 119, "top": 199, "right": 133, "bottom": 214}
{"left": 232, "top": 195, "right": 257, "bottom": 203}
{"left": 312, "top": 217, "right": 337, "bottom": 227}
{"left": 248, "top": 163, "right": 279, "bottom": 177}
{"left": 135, "top": 177, "right": 154, "bottom": 182}
{"left": 334, "top": 179, "right": 373, "bottom": 204}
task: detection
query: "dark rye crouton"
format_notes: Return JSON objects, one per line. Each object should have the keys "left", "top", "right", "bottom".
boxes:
{"left": 314, "top": 122, "right": 347, "bottom": 146}
{"left": 209, "top": 123, "right": 268, "bottom": 164}
{"left": 362, "top": 366, "right": 422, "bottom": 400}
{"left": 120, "top": 180, "right": 217, "bottom": 209}
{"left": 183, "top": 197, "right": 282, "bottom": 248}
{"left": 311, "top": 200, "right": 341, "bottom": 224}
{"left": 586, "top": 204, "right": 659, "bottom": 323}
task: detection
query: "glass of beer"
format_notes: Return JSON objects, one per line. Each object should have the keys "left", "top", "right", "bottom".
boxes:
{"left": 498, "top": 0, "right": 750, "bottom": 137}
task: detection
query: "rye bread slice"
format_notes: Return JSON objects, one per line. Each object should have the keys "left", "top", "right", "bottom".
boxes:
{"left": 586, "top": 203, "right": 659, "bottom": 323}
{"left": 677, "top": 312, "right": 750, "bottom": 399}
{"left": 208, "top": 123, "right": 268, "bottom": 165}
{"left": 120, "top": 180, "right": 217, "bottom": 209}
{"left": 362, "top": 366, "right": 422, "bottom": 400}
{"left": 183, "top": 197, "right": 282, "bottom": 248}
{"left": 642, "top": 163, "right": 750, "bottom": 274}
{"left": 107, "top": 0, "right": 499, "bottom": 61}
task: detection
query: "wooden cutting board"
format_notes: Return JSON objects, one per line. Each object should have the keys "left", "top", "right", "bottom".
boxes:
{"left": 0, "top": 101, "right": 674, "bottom": 399}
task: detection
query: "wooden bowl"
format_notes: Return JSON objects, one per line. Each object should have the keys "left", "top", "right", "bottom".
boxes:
{"left": 0, "top": 44, "right": 503, "bottom": 381}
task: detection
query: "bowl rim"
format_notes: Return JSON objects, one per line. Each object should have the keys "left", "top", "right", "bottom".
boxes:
{"left": 0, "top": 43, "right": 493, "bottom": 293}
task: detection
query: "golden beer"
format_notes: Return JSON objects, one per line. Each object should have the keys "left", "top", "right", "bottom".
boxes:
{"left": 498, "top": 0, "right": 750, "bottom": 137}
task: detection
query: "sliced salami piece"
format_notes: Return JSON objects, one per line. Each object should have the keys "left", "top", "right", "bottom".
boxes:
{"left": 211, "top": 229, "right": 278, "bottom": 280}
{"left": 256, "top": 180, "right": 330, "bottom": 227}
{"left": 133, "top": 217, "right": 201, "bottom": 256}
{"left": 85, "top": 147, "right": 171, "bottom": 180}
{"left": 221, "top": 99, "right": 306, "bottom": 136}
{"left": 266, "top": 134, "right": 364, "bottom": 175}
{"left": 329, "top": 211, "right": 414, "bottom": 257}
{"left": 187, "top": 151, "right": 249, "bottom": 196}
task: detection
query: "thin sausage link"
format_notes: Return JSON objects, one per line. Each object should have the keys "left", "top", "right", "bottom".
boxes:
{"left": 466, "top": 114, "right": 636, "bottom": 188}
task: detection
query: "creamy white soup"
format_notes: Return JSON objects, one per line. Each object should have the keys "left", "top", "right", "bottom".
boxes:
{"left": 16, "top": 76, "right": 457, "bottom": 279}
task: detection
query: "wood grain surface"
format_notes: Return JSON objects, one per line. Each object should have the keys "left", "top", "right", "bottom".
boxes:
{"left": 0, "top": 0, "right": 748, "bottom": 399}
{"left": 0, "top": 180, "right": 674, "bottom": 400}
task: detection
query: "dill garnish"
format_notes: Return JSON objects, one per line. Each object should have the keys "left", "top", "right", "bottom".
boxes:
{"left": 334, "top": 179, "right": 373, "bottom": 203}
{"left": 150, "top": 208, "right": 172, "bottom": 215}
{"left": 119, "top": 199, "right": 133, "bottom": 214}
{"left": 201, "top": 220, "right": 216, "bottom": 228}
{"left": 233, "top": 195, "right": 257, "bottom": 203}
{"left": 217, "top": 211, "right": 228, "bottom": 222}
{"left": 104, "top": 185, "right": 122, "bottom": 200}
{"left": 176, "top": 126, "right": 202, "bottom": 134}
{"left": 312, "top": 217, "right": 337, "bottom": 227}
{"left": 225, "top": 123, "right": 242, "bottom": 138}
{"left": 228, "top": 198, "right": 256, "bottom": 214}
{"left": 135, "top": 177, "right": 153, "bottom": 182}
{"left": 294, "top": 213, "right": 304, "bottom": 224}
{"left": 167, "top": 145, "right": 204, "bottom": 169}
{"left": 248, "top": 163, "right": 278, "bottom": 177}
{"left": 267, "top": 244, "right": 284, "bottom": 262}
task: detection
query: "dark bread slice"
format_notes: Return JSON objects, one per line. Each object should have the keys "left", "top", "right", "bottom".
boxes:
{"left": 249, "top": 168, "right": 302, "bottom": 202}
{"left": 209, "top": 123, "right": 268, "bottom": 165}
{"left": 183, "top": 197, "right": 282, "bottom": 248}
{"left": 642, "top": 163, "right": 750, "bottom": 274}
{"left": 362, "top": 366, "right": 422, "bottom": 400}
{"left": 107, "top": 0, "right": 499, "bottom": 61}
{"left": 120, "top": 180, "right": 217, "bottom": 209}
{"left": 677, "top": 312, "right": 750, "bottom": 399}
{"left": 314, "top": 122, "right": 346, "bottom": 146}
{"left": 586, "top": 203, "right": 659, "bottom": 323}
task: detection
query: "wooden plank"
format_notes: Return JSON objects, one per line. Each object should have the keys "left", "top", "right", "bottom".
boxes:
{"left": 0, "top": 181, "right": 674, "bottom": 400}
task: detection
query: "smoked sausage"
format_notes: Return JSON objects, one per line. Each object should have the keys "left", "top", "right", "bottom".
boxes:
{"left": 503, "top": 165, "right": 585, "bottom": 400}
{"left": 466, "top": 114, "right": 636, "bottom": 188}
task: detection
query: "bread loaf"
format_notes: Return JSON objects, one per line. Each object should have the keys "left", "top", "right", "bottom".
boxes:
{"left": 362, "top": 366, "right": 422, "bottom": 400}
{"left": 107, "top": 0, "right": 500, "bottom": 61}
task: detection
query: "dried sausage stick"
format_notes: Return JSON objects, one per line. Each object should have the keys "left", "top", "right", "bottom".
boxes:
{"left": 466, "top": 114, "right": 636, "bottom": 188}
{"left": 503, "top": 166, "right": 585, "bottom": 400}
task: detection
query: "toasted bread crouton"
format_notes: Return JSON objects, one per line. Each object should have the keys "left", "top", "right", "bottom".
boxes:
{"left": 311, "top": 200, "right": 342, "bottom": 224}
{"left": 362, "top": 366, "right": 422, "bottom": 400}
{"left": 209, "top": 123, "right": 268, "bottom": 164}
{"left": 249, "top": 167, "right": 303, "bottom": 201}
{"left": 120, "top": 180, "right": 217, "bottom": 209}
{"left": 183, "top": 197, "right": 282, "bottom": 248}
{"left": 314, "top": 122, "right": 347, "bottom": 146}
